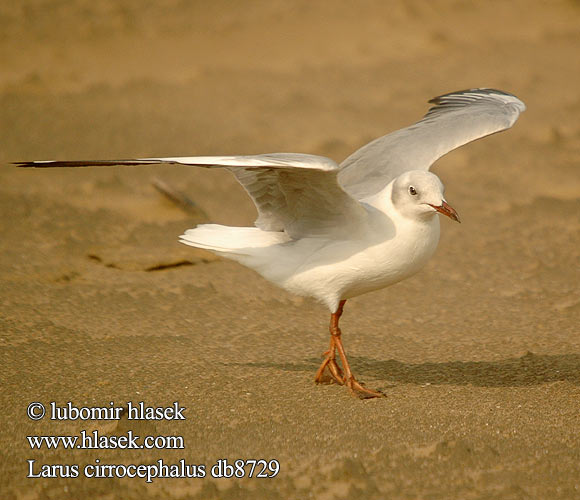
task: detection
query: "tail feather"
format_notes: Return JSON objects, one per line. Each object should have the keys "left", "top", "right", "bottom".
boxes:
{"left": 179, "top": 224, "right": 288, "bottom": 254}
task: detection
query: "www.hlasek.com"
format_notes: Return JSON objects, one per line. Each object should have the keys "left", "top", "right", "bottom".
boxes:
{"left": 26, "top": 401, "right": 280, "bottom": 482}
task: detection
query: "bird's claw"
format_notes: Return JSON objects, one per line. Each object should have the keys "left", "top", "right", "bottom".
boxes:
{"left": 314, "top": 355, "right": 345, "bottom": 385}
{"left": 345, "top": 377, "right": 386, "bottom": 399}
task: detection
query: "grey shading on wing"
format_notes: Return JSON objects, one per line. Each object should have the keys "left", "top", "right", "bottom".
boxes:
{"left": 338, "top": 88, "right": 526, "bottom": 200}
{"left": 176, "top": 153, "right": 367, "bottom": 238}
{"left": 16, "top": 153, "right": 367, "bottom": 239}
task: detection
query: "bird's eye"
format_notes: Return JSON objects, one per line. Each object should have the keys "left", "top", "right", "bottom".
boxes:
{"left": 409, "top": 186, "right": 417, "bottom": 196}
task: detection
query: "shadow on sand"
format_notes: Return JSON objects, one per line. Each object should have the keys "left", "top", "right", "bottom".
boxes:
{"left": 238, "top": 352, "right": 580, "bottom": 387}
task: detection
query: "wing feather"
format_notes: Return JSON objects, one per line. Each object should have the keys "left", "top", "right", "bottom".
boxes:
{"left": 16, "top": 153, "right": 366, "bottom": 239}
{"left": 338, "top": 88, "right": 526, "bottom": 199}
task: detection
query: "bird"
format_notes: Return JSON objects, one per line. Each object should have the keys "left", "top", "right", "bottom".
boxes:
{"left": 16, "top": 88, "right": 526, "bottom": 398}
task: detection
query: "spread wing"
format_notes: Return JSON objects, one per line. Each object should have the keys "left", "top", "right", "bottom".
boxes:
{"left": 338, "top": 88, "right": 526, "bottom": 199}
{"left": 16, "top": 153, "right": 367, "bottom": 239}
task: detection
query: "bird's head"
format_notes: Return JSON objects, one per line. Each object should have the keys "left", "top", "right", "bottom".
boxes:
{"left": 391, "top": 170, "right": 460, "bottom": 223}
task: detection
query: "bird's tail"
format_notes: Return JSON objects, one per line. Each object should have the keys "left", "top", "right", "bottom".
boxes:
{"left": 179, "top": 224, "right": 288, "bottom": 255}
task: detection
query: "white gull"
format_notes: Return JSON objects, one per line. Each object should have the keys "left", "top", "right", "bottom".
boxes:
{"left": 17, "top": 88, "right": 526, "bottom": 398}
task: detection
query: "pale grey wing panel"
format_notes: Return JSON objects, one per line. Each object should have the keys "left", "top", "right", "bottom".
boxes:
{"left": 273, "top": 168, "right": 367, "bottom": 239}
{"left": 338, "top": 89, "right": 526, "bottom": 200}
{"left": 149, "top": 152, "right": 339, "bottom": 171}
{"left": 162, "top": 152, "right": 365, "bottom": 238}
{"left": 227, "top": 158, "right": 368, "bottom": 239}
{"left": 231, "top": 168, "right": 288, "bottom": 231}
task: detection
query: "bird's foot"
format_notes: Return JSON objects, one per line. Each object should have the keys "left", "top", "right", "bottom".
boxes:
{"left": 345, "top": 377, "right": 386, "bottom": 399}
{"left": 314, "top": 352, "right": 345, "bottom": 385}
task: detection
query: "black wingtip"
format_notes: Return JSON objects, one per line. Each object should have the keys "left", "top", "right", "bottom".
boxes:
{"left": 12, "top": 160, "right": 155, "bottom": 168}
{"left": 13, "top": 161, "right": 45, "bottom": 168}
{"left": 428, "top": 88, "right": 514, "bottom": 105}
{"left": 422, "top": 88, "right": 525, "bottom": 120}
{"left": 13, "top": 161, "right": 80, "bottom": 168}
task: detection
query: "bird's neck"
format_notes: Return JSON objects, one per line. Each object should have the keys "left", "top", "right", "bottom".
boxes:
{"left": 360, "top": 180, "right": 395, "bottom": 213}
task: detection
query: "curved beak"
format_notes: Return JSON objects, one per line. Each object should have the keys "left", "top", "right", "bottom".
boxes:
{"left": 429, "top": 201, "right": 461, "bottom": 223}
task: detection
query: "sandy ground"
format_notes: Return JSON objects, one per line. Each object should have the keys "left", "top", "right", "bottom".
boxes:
{"left": 1, "top": 1, "right": 579, "bottom": 498}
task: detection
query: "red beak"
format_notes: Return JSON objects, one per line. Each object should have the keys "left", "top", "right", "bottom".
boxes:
{"left": 429, "top": 201, "right": 461, "bottom": 223}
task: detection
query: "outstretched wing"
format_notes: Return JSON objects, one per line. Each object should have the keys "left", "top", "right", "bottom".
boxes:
{"left": 338, "top": 88, "right": 526, "bottom": 199}
{"left": 16, "top": 153, "right": 367, "bottom": 239}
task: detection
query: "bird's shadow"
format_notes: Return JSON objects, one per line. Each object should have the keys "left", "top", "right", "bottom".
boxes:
{"left": 236, "top": 351, "right": 580, "bottom": 387}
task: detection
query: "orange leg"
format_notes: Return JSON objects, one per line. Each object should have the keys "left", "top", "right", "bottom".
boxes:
{"left": 314, "top": 300, "right": 385, "bottom": 399}
{"left": 313, "top": 336, "right": 345, "bottom": 385}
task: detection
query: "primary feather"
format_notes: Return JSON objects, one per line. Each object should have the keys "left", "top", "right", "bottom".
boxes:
{"left": 337, "top": 88, "right": 526, "bottom": 199}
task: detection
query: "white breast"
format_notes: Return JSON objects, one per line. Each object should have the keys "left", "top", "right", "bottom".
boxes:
{"left": 278, "top": 208, "right": 441, "bottom": 311}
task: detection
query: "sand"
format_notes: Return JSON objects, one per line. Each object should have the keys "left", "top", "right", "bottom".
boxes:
{"left": 1, "top": 1, "right": 579, "bottom": 498}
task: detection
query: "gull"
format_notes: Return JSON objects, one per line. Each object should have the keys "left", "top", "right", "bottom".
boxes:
{"left": 16, "top": 88, "right": 526, "bottom": 398}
